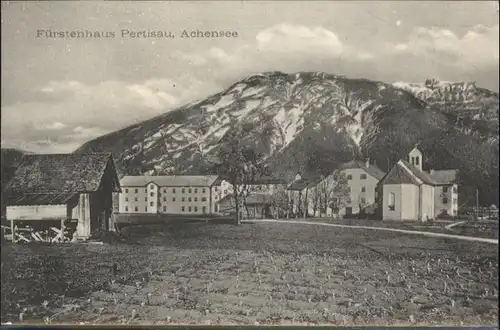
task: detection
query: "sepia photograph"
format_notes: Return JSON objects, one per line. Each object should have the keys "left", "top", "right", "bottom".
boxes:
{"left": 1, "top": 0, "right": 499, "bottom": 326}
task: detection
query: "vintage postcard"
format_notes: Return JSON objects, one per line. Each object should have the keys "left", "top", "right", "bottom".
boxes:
{"left": 1, "top": 0, "right": 498, "bottom": 326}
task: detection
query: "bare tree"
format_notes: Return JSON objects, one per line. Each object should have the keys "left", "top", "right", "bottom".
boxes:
{"left": 308, "top": 185, "right": 321, "bottom": 217}
{"left": 212, "top": 132, "right": 267, "bottom": 225}
{"left": 270, "top": 185, "right": 289, "bottom": 219}
{"left": 316, "top": 171, "right": 350, "bottom": 218}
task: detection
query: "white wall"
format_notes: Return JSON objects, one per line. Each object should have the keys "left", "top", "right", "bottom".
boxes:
{"left": 420, "top": 184, "right": 435, "bottom": 221}
{"left": 7, "top": 205, "right": 67, "bottom": 220}
{"left": 401, "top": 184, "right": 419, "bottom": 220}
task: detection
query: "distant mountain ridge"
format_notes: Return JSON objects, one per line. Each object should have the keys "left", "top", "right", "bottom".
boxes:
{"left": 69, "top": 71, "right": 497, "bottom": 206}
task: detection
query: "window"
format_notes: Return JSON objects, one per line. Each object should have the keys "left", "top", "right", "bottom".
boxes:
{"left": 443, "top": 197, "right": 448, "bottom": 204}
{"left": 202, "top": 206, "right": 207, "bottom": 213}
{"left": 346, "top": 197, "right": 351, "bottom": 204}
{"left": 443, "top": 187, "right": 448, "bottom": 193}
{"left": 201, "top": 197, "right": 207, "bottom": 202}
{"left": 150, "top": 202, "right": 154, "bottom": 206}
{"left": 182, "top": 188, "right": 185, "bottom": 193}
{"left": 145, "top": 197, "right": 147, "bottom": 202}
{"left": 194, "top": 206, "right": 198, "bottom": 212}
{"left": 347, "top": 174, "right": 352, "bottom": 180}
{"left": 361, "top": 187, "right": 366, "bottom": 193}
{"left": 172, "top": 197, "right": 176, "bottom": 202}
{"left": 125, "top": 206, "right": 128, "bottom": 212}
{"left": 150, "top": 185, "right": 155, "bottom": 190}
{"left": 150, "top": 192, "right": 154, "bottom": 197}
{"left": 173, "top": 188, "right": 176, "bottom": 193}
{"left": 188, "top": 206, "right": 192, "bottom": 212}
{"left": 164, "top": 189, "right": 167, "bottom": 193}
{"left": 214, "top": 205, "right": 218, "bottom": 212}
{"left": 215, "top": 196, "right": 218, "bottom": 200}
{"left": 441, "top": 209, "right": 448, "bottom": 215}
{"left": 188, "top": 188, "right": 192, "bottom": 193}
{"left": 181, "top": 206, "right": 185, "bottom": 212}
{"left": 163, "top": 206, "right": 167, "bottom": 212}
{"left": 125, "top": 188, "right": 129, "bottom": 193}
{"left": 188, "top": 197, "right": 192, "bottom": 202}
{"left": 182, "top": 197, "right": 185, "bottom": 202}
{"left": 163, "top": 197, "right": 166, "bottom": 202}
{"left": 134, "top": 197, "right": 138, "bottom": 202}
{"left": 388, "top": 192, "right": 395, "bottom": 211}
{"left": 134, "top": 206, "right": 138, "bottom": 212}
{"left": 202, "top": 188, "right": 206, "bottom": 193}
{"left": 125, "top": 197, "right": 129, "bottom": 202}
{"left": 360, "top": 174, "right": 367, "bottom": 180}
{"left": 194, "top": 188, "right": 198, "bottom": 193}
{"left": 361, "top": 197, "right": 366, "bottom": 204}
{"left": 453, "top": 186, "right": 458, "bottom": 193}
{"left": 194, "top": 197, "right": 198, "bottom": 202}
{"left": 135, "top": 189, "right": 138, "bottom": 193}
{"left": 145, "top": 206, "right": 148, "bottom": 212}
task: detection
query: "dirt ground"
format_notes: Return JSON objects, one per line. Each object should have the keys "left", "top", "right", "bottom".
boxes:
{"left": 1, "top": 222, "right": 498, "bottom": 325}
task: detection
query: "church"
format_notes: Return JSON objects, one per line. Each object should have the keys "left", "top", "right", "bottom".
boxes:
{"left": 379, "top": 146, "right": 459, "bottom": 221}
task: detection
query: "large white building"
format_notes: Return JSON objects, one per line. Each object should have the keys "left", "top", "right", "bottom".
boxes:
{"left": 118, "top": 175, "right": 230, "bottom": 215}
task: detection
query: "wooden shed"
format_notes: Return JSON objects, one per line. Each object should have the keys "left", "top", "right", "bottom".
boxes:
{"left": 4, "top": 153, "right": 120, "bottom": 242}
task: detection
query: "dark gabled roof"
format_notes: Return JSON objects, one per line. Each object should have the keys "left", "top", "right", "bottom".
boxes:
{"left": 228, "top": 176, "right": 288, "bottom": 185}
{"left": 120, "top": 175, "right": 221, "bottom": 187}
{"left": 6, "top": 192, "right": 78, "bottom": 206}
{"left": 381, "top": 160, "right": 436, "bottom": 186}
{"left": 287, "top": 178, "right": 309, "bottom": 191}
{"left": 400, "top": 160, "right": 437, "bottom": 185}
{"left": 340, "top": 160, "right": 386, "bottom": 180}
{"left": 5, "top": 153, "right": 119, "bottom": 195}
{"left": 429, "top": 169, "right": 458, "bottom": 185}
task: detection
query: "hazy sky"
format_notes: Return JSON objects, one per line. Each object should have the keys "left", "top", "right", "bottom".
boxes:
{"left": 1, "top": 1, "right": 498, "bottom": 153}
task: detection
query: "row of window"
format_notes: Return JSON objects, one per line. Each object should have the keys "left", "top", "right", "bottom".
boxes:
{"left": 346, "top": 174, "right": 368, "bottom": 180}
{"left": 124, "top": 187, "right": 212, "bottom": 194}
{"left": 346, "top": 186, "right": 367, "bottom": 193}
{"left": 124, "top": 196, "right": 209, "bottom": 202}
{"left": 442, "top": 197, "right": 458, "bottom": 205}
{"left": 123, "top": 205, "right": 210, "bottom": 213}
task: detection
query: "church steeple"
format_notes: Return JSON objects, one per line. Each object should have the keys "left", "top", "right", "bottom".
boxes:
{"left": 408, "top": 144, "right": 423, "bottom": 171}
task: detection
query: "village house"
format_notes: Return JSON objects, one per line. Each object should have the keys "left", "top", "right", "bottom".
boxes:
{"left": 286, "top": 172, "right": 323, "bottom": 217}
{"left": 429, "top": 169, "right": 459, "bottom": 217}
{"left": 378, "top": 146, "right": 459, "bottom": 221}
{"left": 4, "top": 153, "right": 120, "bottom": 241}
{"left": 118, "top": 175, "right": 230, "bottom": 215}
{"left": 337, "top": 159, "right": 386, "bottom": 217}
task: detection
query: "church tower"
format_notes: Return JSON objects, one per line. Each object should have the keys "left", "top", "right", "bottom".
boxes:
{"left": 408, "top": 145, "right": 423, "bottom": 171}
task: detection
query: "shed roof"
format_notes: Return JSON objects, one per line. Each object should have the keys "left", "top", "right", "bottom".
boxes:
{"left": 5, "top": 153, "right": 119, "bottom": 195}
{"left": 120, "top": 175, "right": 221, "bottom": 187}
{"left": 6, "top": 192, "right": 78, "bottom": 206}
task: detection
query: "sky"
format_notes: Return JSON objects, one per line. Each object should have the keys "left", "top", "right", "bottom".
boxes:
{"left": 1, "top": 1, "right": 499, "bottom": 153}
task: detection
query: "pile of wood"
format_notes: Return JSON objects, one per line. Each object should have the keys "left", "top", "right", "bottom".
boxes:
{"left": 1, "top": 222, "right": 75, "bottom": 243}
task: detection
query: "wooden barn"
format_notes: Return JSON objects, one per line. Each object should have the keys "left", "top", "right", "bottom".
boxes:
{"left": 3, "top": 153, "right": 120, "bottom": 242}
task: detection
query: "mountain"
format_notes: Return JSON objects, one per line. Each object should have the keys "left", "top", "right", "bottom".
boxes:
{"left": 75, "top": 72, "right": 499, "bottom": 206}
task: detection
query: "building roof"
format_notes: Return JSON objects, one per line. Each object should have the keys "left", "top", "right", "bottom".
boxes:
{"left": 6, "top": 192, "right": 78, "bottom": 206}
{"left": 429, "top": 169, "right": 458, "bottom": 185}
{"left": 5, "top": 153, "right": 119, "bottom": 195}
{"left": 340, "top": 160, "right": 386, "bottom": 180}
{"left": 287, "top": 178, "right": 309, "bottom": 191}
{"left": 120, "top": 175, "right": 222, "bottom": 187}
{"left": 381, "top": 160, "right": 436, "bottom": 186}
